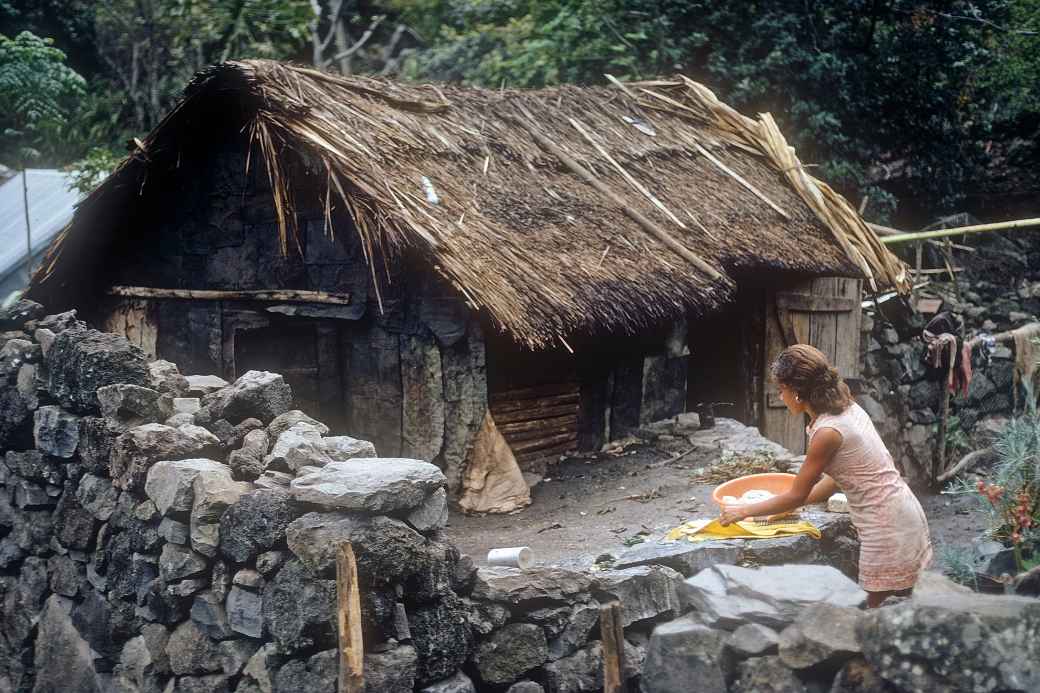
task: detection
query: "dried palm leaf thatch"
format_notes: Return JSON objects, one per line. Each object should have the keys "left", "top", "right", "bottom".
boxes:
{"left": 30, "top": 61, "right": 905, "bottom": 348}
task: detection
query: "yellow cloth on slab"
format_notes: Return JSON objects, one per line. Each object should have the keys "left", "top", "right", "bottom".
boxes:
{"left": 665, "top": 518, "right": 822, "bottom": 543}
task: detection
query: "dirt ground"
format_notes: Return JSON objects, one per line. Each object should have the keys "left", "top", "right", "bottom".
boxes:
{"left": 447, "top": 445, "right": 991, "bottom": 570}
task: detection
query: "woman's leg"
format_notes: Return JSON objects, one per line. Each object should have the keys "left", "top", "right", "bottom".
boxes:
{"left": 866, "top": 587, "right": 913, "bottom": 608}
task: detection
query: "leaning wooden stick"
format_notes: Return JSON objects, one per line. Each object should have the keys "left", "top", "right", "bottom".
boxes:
{"left": 337, "top": 543, "right": 364, "bottom": 693}
{"left": 601, "top": 602, "right": 626, "bottom": 693}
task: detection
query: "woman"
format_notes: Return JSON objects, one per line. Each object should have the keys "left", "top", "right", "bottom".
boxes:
{"left": 719, "top": 344, "right": 932, "bottom": 607}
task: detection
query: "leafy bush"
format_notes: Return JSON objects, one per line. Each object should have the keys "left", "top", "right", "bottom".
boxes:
{"left": 950, "top": 415, "right": 1040, "bottom": 572}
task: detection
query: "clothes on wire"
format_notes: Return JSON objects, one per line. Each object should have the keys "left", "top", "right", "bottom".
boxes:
{"left": 921, "top": 311, "right": 972, "bottom": 396}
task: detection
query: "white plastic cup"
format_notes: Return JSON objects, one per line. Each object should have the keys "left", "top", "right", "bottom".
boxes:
{"left": 487, "top": 547, "right": 533, "bottom": 570}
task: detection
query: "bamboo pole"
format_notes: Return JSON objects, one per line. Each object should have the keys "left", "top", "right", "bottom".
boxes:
{"left": 600, "top": 602, "right": 626, "bottom": 693}
{"left": 107, "top": 286, "right": 352, "bottom": 305}
{"left": 337, "top": 543, "right": 364, "bottom": 693}
{"left": 879, "top": 217, "right": 1040, "bottom": 244}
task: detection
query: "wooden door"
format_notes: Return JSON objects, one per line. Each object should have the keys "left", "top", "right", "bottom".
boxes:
{"left": 761, "top": 277, "right": 861, "bottom": 453}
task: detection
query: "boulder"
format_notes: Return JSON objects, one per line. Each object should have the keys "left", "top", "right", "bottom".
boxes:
{"left": 642, "top": 615, "right": 728, "bottom": 693}
{"left": 261, "top": 559, "right": 336, "bottom": 652}
{"left": 470, "top": 567, "right": 594, "bottom": 606}
{"left": 409, "top": 595, "right": 473, "bottom": 685}
{"left": 325, "top": 435, "right": 378, "bottom": 460}
{"left": 112, "top": 424, "right": 222, "bottom": 492}
{"left": 159, "top": 543, "right": 209, "bottom": 582}
{"left": 272, "top": 649, "right": 337, "bottom": 693}
{"left": 228, "top": 428, "right": 269, "bottom": 481}
{"left": 113, "top": 632, "right": 166, "bottom": 693}
{"left": 173, "top": 674, "right": 232, "bottom": 693}
{"left": 364, "top": 645, "right": 419, "bottom": 693}
{"left": 858, "top": 590, "right": 1040, "bottom": 692}
{"left": 0, "top": 299, "right": 44, "bottom": 329}
{"left": 38, "top": 309, "right": 78, "bottom": 332}
{"left": 148, "top": 359, "right": 189, "bottom": 396}
{"left": 145, "top": 458, "right": 231, "bottom": 516}
{"left": 407, "top": 487, "right": 449, "bottom": 532}
{"left": 190, "top": 470, "right": 252, "bottom": 557}
{"left": 192, "top": 590, "right": 234, "bottom": 640}
{"left": 5, "top": 449, "right": 62, "bottom": 485}
{"left": 474, "top": 623, "right": 548, "bottom": 686}
{"left": 286, "top": 512, "right": 430, "bottom": 581}
{"left": 219, "top": 489, "right": 295, "bottom": 563}
{"left": 542, "top": 641, "right": 603, "bottom": 693}
{"left": 290, "top": 457, "right": 444, "bottom": 512}
{"left": 228, "top": 585, "right": 264, "bottom": 638}
{"left": 32, "top": 595, "right": 105, "bottom": 693}
{"left": 76, "top": 473, "right": 120, "bottom": 521}
{"left": 238, "top": 643, "right": 276, "bottom": 693}
{"left": 97, "top": 383, "right": 165, "bottom": 426}
{"left": 731, "top": 655, "right": 807, "bottom": 693}
{"left": 53, "top": 491, "right": 97, "bottom": 550}
{"left": 614, "top": 540, "right": 742, "bottom": 577}
{"left": 420, "top": 671, "right": 476, "bottom": 693}
{"left": 203, "top": 370, "right": 293, "bottom": 424}
{"left": 505, "top": 683, "right": 544, "bottom": 693}
{"left": 166, "top": 620, "right": 224, "bottom": 675}
{"left": 268, "top": 409, "right": 329, "bottom": 440}
{"left": 778, "top": 603, "right": 862, "bottom": 670}
{"left": 185, "top": 374, "right": 228, "bottom": 396}
{"left": 680, "top": 564, "right": 865, "bottom": 630}
{"left": 546, "top": 602, "right": 600, "bottom": 661}
{"left": 256, "top": 550, "right": 287, "bottom": 576}
{"left": 33, "top": 405, "right": 81, "bottom": 457}
{"left": 45, "top": 326, "right": 151, "bottom": 413}
{"left": 48, "top": 553, "right": 85, "bottom": 598}
{"left": 262, "top": 422, "right": 329, "bottom": 472}
{"left": 594, "top": 565, "right": 683, "bottom": 627}
{"left": 727, "top": 622, "right": 780, "bottom": 658}
{"left": 159, "top": 517, "right": 190, "bottom": 545}
{"left": 35, "top": 327, "right": 56, "bottom": 355}
{"left": 78, "top": 416, "right": 126, "bottom": 475}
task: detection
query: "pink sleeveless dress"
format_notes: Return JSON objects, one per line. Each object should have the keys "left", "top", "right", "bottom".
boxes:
{"left": 808, "top": 403, "right": 933, "bottom": 592}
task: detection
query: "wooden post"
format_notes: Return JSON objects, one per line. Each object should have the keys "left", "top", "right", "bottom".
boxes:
{"left": 600, "top": 602, "right": 626, "bottom": 693}
{"left": 935, "top": 358, "right": 954, "bottom": 485}
{"left": 337, "top": 543, "right": 364, "bottom": 693}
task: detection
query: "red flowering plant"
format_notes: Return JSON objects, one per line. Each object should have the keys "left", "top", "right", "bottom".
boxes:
{"left": 958, "top": 417, "right": 1040, "bottom": 573}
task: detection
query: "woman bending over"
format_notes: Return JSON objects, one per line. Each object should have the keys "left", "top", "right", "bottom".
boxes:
{"left": 720, "top": 344, "right": 933, "bottom": 608}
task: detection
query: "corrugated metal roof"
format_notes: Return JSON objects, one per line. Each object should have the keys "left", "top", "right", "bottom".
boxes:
{"left": 0, "top": 169, "right": 81, "bottom": 296}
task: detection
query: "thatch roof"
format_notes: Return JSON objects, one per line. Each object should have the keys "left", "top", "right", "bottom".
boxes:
{"left": 30, "top": 60, "right": 906, "bottom": 348}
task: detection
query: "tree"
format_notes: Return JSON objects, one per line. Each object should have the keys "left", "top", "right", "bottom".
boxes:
{"left": 0, "top": 30, "right": 85, "bottom": 166}
{"left": 391, "top": 0, "right": 1018, "bottom": 224}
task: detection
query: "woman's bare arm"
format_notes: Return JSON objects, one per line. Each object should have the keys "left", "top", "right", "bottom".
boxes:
{"left": 719, "top": 428, "right": 842, "bottom": 524}
{"left": 805, "top": 474, "right": 839, "bottom": 504}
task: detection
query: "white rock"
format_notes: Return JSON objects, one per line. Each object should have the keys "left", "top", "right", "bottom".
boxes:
{"left": 406, "top": 488, "right": 449, "bottom": 532}
{"left": 145, "top": 459, "right": 231, "bottom": 516}
{"left": 290, "top": 458, "right": 447, "bottom": 512}
{"left": 173, "top": 398, "right": 201, "bottom": 415}
{"left": 190, "top": 470, "right": 252, "bottom": 557}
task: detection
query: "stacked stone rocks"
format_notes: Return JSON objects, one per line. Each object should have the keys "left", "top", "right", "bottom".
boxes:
{"left": 0, "top": 300, "right": 470, "bottom": 693}
{"left": 857, "top": 277, "right": 1040, "bottom": 486}
{"left": 641, "top": 564, "right": 1040, "bottom": 693}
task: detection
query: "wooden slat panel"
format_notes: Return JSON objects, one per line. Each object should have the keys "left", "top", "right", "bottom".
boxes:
{"left": 509, "top": 432, "right": 579, "bottom": 454}
{"left": 491, "top": 403, "right": 580, "bottom": 425}
{"left": 497, "top": 414, "right": 578, "bottom": 437}
{"left": 489, "top": 382, "right": 579, "bottom": 404}
{"left": 491, "top": 392, "right": 580, "bottom": 414}
{"left": 834, "top": 278, "right": 862, "bottom": 379}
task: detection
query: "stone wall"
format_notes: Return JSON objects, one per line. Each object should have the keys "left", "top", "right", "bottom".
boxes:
{"left": 0, "top": 300, "right": 704, "bottom": 693}
{"left": 858, "top": 276, "right": 1036, "bottom": 486}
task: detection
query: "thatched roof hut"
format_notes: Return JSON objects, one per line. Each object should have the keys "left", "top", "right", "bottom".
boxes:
{"left": 25, "top": 62, "right": 907, "bottom": 492}
{"left": 30, "top": 60, "right": 903, "bottom": 350}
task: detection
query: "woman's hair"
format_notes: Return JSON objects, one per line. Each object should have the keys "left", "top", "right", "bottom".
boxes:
{"left": 770, "top": 344, "right": 852, "bottom": 415}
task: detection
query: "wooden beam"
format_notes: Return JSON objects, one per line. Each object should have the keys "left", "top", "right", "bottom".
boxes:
{"left": 508, "top": 114, "right": 726, "bottom": 282}
{"left": 774, "top": 294, "right": 859, "bottom": 313}
{"left": 337, "top": 543, "right": 364, "bottom": 693}
{"left": 497, "top": 414, "right": 579, "bottom": 437}
{"left": 509, "top": 431, "right": 579, "bottom": 454}
{"left": 491, "top": 392, "right": 580, "bottom": 414}
{"left": 601, "top": 602, "right": 626, "bottom": 693}
{"left": 108, "top": 285, "right": 352, "bottom": 305}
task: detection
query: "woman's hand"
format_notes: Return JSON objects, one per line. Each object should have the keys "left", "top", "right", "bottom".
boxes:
{"left": 718, "top": 504, "right": 747, "bottom": 526}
